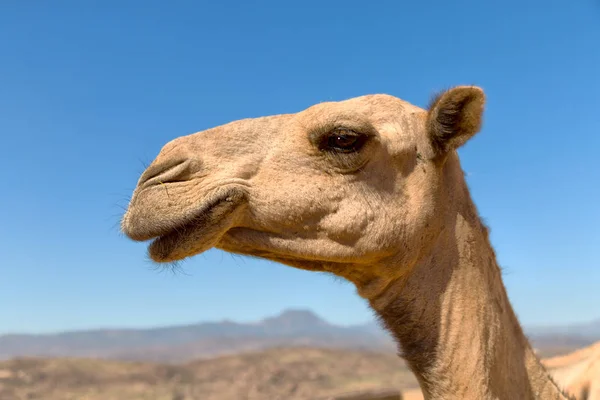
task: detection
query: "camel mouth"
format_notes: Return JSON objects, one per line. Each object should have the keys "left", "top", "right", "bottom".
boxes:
{"left": 124, "top": 188, "right": 247, "bottom": 263}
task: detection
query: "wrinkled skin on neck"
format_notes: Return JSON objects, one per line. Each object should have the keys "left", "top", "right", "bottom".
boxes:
{"left": 369, "top": 157, "right": 570, "bottom": 399}
{"left": 122, "top": 87, "right": 571, "bottom": 399}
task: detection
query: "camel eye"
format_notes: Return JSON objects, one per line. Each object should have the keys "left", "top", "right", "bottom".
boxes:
{"left": 324, "top": 129, "right": 366, "bottom": 153}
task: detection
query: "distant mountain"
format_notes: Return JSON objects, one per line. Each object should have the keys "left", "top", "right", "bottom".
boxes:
{"left": 260, "top": 309, "right": 332, "bottom": 333}
{"left": 527, "top": 319, "right": 600, "bottom": 357}
{"left": 528, "top": 319, "right": 600, "bottom": 339}
{"left": 0, "top": 310, "right": 597, "bottom": 363}
{"left": 0, "top": 309, "right": 395, "bottom": 362}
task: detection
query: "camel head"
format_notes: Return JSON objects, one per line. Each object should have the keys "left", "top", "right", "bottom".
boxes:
{"left": 122, "top": 86, "right": 485, "bottom": 296}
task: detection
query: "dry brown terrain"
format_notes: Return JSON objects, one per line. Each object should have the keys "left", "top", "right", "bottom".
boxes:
{"left": 0, "top": 347, "right": 417, "bottom": 400}
{"left": 1, "top": 344, "right": 598, "bottom": 400}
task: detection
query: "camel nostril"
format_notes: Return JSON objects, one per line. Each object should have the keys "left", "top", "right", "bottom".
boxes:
{"left": 137, "top": 159, "right": 194, "bottom": 189}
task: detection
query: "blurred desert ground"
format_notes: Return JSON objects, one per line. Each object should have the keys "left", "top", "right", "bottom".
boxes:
{"left": 1, "top": 310, "right": 598, "bottom": 400}
{"left": 1, "top": 344, "right": 598, "bottom": 400}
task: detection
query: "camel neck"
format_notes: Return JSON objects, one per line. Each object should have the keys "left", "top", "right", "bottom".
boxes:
{"left": 369, "top": 211, "right": 568, "bottom": 399}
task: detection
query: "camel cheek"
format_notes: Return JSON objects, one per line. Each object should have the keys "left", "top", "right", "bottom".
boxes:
{"left": 318, "top": 200, "right": 371, "bottom": 245}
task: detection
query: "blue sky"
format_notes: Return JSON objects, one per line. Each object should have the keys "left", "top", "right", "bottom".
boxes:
{"left": 1, "top": 1, "right": 598, "bottom": 334}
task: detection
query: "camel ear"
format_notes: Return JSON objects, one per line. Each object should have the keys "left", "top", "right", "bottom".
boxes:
{"left": 426, "top": 86, "right": 485, "bottom": 155}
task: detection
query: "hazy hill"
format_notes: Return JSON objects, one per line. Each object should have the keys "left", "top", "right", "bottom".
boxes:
{"left": 528, "top": 319, "right": 600, "bottom": 357}
{"left": 0, "top": 310, "right": 394, "bottom": 362}
{"left": 0, "top": 309, "right": 597, "bottom": 362}
{"left": 529, "top": 319, "right": 600, "bottom": 339}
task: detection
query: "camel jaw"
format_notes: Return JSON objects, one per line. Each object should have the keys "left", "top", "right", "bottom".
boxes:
{"left": 122, "top": 187, "right": 247, "bottom": 263}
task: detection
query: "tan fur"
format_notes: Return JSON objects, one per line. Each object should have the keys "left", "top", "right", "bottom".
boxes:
{"left": 122, "top": 86, "right": 573, "bottom": 399}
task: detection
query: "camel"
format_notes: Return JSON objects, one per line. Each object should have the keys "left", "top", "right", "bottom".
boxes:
{"left": 122, "top": 86, "right": 574, "bottom": 399}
